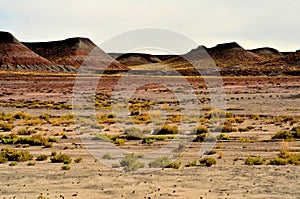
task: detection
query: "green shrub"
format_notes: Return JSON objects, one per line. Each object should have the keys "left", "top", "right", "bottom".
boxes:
{"left": 166, "top": 161, "right": 181, "bottom": 169}
{"left": 113, "top": 138, "right": 125, "bottom": 146}
{"left": 154, "top": 124, "right": 178, "bottom": 135}
{"left": 0, "top": 148, "right": 33, "bottom": 162}
{"left": 287, "top": 153, "right": 300, "bottom": 165}
{"left": 151, "top": 135, "right": 166, "bottom": 141}
{"left": 17, "top": 128, "right": 36, "bottom": 135}
{"left": 27, "top": 161, "right": 36, "bottom": 166}
{"left": 268, "top": 158, "right": 288, "bottom": 165}
{"left": 142, "top": 138, "right": 153, "bottom": 144}
{"left": 245, "top": 157, "right": 264, "bottom": 165}
{"left": 217, "top": 133, "right": 230, "bottom": 140}
{"left": 272, "top": 131, "right": 294, "bottom": 140}
{"left": 193, "top": 133, "right": 206, "bottom": 142}
{"left": 92, "top": 134, "right": 111, "bottom": 141}
{"left": 120, "top": 153, "right": 145, "bottom": 172}
{"left": 9, "top": 161, "right": 18, "bottom": 166}
{"left": 206, "top": 150, "right": 217, "bottom": 155}
{"left": 185, "top": 160, "right": 197, "bottom": 167}
{"left": 0, "top": 153, "right": 8, "bottom": 163}
{"left": 0, "top": 121, "right": 13, "bottom": 131}
{"left": 74, "top": 157, "right": 83, "bottom": 163}
{"left": 193, "top": 126, "right": 208, "bottom": 135}
{"left": 102, "top": 153, "right": 112, "bottom": 159}
{"left": 14, "top": 112, "right": 30, "bottom": 119}
{"left": 61, "top": 165, "right": 71, "bottom": 170}
{"left": 199, "top": 157, "right": 216, "bottom": 167}
{"left": 149, "top": 156, "right": 172, "bottom": 168}
{"left": 50, "top": 153, "right": 72, "bottom": 164}
{"left": 36, "top": 155, "right": 48, "bottom": 161}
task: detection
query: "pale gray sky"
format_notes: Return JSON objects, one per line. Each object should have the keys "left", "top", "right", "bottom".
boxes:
{"left": 1, "top": 0, "right": 299, "bottom": 53}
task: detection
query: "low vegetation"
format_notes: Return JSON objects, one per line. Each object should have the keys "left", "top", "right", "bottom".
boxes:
{"left": 119, "top": 153, "right": 145, "bottom": 172}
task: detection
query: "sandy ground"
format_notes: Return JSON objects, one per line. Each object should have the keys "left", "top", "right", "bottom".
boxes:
{"left": 0, "top": 74, "right": 299, "bottom": 199}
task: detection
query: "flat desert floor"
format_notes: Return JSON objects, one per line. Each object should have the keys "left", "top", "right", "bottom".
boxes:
{"left": 0, "top": 73, "right": 299, "bottom": 199}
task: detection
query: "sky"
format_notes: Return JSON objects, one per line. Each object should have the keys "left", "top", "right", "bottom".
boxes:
{"left": 1, "top": 0, "right": 300, "bottom": 53}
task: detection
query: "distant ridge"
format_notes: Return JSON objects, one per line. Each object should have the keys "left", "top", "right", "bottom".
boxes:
{"left": 0, "top": 31, "right": 75, "bottom": 72}
{"left": 24, "top": 38, "right": 128, "bottom": 71}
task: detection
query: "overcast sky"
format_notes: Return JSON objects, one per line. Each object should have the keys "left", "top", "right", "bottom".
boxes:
{"left": 1, "top": 0, "right": 299, "bottom": 53}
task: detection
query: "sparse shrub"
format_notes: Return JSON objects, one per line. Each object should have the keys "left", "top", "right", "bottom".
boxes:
{"left": 112, "top": 163, "right": 121, "bottom": 168}
{"left": 268, "top": 158, "right": 288, "bottom": 165}
{"left": 149, "top": 156, "right": 172, "bottom": 168}
{"left": 119, "top": 153, "right": 145, "bottom": 172}
{"left": 206, "top": 150, "right": 217, "bottom": 155}
{"left": 61, "top": 165, "right": 71, "bottom": 170}
{"left": 102, "top": 153, "right": 112, "bottom": 159}
{"left": 239, "top": 126, "right": 255, "bottom": 132}
{"left": 0, "top": 148, "right": 33, "bottom": 162}
{"left": 193, "top": 133, "right": 206, "bottom": 142}
{"left": 9, "top": 161, "right": 18, "bottom": 166}
{"left": 287, "top": 153, "right": 300, "bottom": 165}
{"left": 74, "top": 157, "right": 82, "bottom": 163}
{"left": 199, "top": 157, "right": 216, "bottom": 167}
{"left": 27, "top": 161, "right": 35, "bottom": 166}
{"left": 39, "top": 113, "right": 51, "bottom": 120}
{"left": 47, "top": 137, "right": 57, "bottom": 143}
{"left": 51, "top": 151, "right": 57, "bottom": 156}
{"left": 291, "top": 126, "right": 300, "bottom": 138}
{"left": 193, "top": 126, "right": 208, "bottom": 135}
{"left": 92, "top": 133, "right": 111, "bottom": 141}
{"left": 272, "top": 131, "right": 294, "bottom": 140}
{"left": 36, "top": 155, "right": 48, "bottom": 161}
{"left": 113, "top": 138, "right": 125, "bottom": 146}
{"left": 50, "top": 153, "right": 72, "bottom": 164}
{"left": 151, "top": 135, "right": 166, "bottom": 141}
{"left": 142, "top": 138, "right": 153, "bottom": 144}
{"left": 17, "top": 128, "right": 36, "bottom": 135}
{"left": 0, "top": 153, "right": 8, "bottom": 163}
{"left": 245, "top": 157, "right": 264, "bottom": 165}
{"left": 0, "top": 121, "right": 13, "bottom": 131}
{"left": 25, "top": 118, "right": 44, "bottom": 126}
{"left": 14, "top": 112, "right": 29, "bottom": 119}
{"left": 124, "top": 127, "right": 144, "bottom": 140}
{"left": 185, "top": 160, "right": 197, "bottom": 167}
{"left": 154, "top": 124, "right": 178, "bottom": 135}
{"left": 217, "top": 133, "right": 230, "bottom": 140}
{"left": 166, "top": 161, "right": 181, "bottom": 169}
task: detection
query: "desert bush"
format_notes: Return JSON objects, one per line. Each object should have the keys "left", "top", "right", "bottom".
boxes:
{"left": 238, "top": 126, "right": 255, "bottom": 132}
{"left": 199, "top": 157, "right": 216, "bottom": 167}
{"left": 113, "top": 138, "right": 125, "bottom": 146}
{"left": 166, "top": 161, "right": 181, "bottom": 169}
{"left": 185, "top": 160, "right": 197, "bottom": 167}
{"left": 221, "top": 123, "right": 236, "bottom": 133}
{"left": 17, "top": 128, "right": 36, "bottom": 135}
{"left": 239, "top": 137, "right": 257, "bottom": 143}
{"left": 14, "top": 112, "right": 30, "bottom": 119}
{"left": 50, "top": 153, "right": 72, "bottom": 164}
{"left": 0, "top": 153, "right": 8, "bottom": 163}
{"left": 272, "top": 131, "right": 294, "bottom": 140}
{"left": 206, "top": 150, "right": 217, "bottom": 155}
{"left": 74, "top": 157, "right": 82, "bottom": 163}
{"left": 0, "top": 148, "right": 33, "bottom": 162}
{"left": 291, "top": 126, "right": 300, "bottom": 138}
{"left": 124, "top": 127, "right": 144, "bottom": 140}
{"left": 9, "top": 161, "right": 18, "bottom": 166}
{"left": 61, "top": 165, "right": 71, "bottom": 170}
{"left": 149, "top": 156, "right": 172, "bottom": 168}
{"left": 27, "top": 161, "right": 35, "bottom": 166}
{"left": 142, "top": 138, "right": 153, "bottom": 144}
{"left": 245, "top": 157, "right": 264, "bottom": 165}
{"left": 51, "top": 151, "right": 57, "bottom": 156}
{"left": 268, "top": 158, "right": 288, "bottom": 165}
{"left": 39, "top": 113, "right": 51, "bottom": 120}
{"left": 0, "top": 112, "right": 15, "bottom": 122}
{"left": 154, "top": 124, "right": 178, "bottom": 135}
{"left": 151, "top": 135, "right": 166, "bottom": 141}
{"left": 92, "top": 133, "right": 111, "bottom": 141}
{"left": 102, "top": 153, "right": 112, "bottom": 160}
{"left": 193, "top": 133, "right": 206, "bottom": 142}
{"left": 25, "top": 118, "right": 44, "bottom": 126}
{"left": 193, "top": 126, "right": 208, "bottom": 135}
{"left": 287, "top": 153, "right": 300, "bottom": 165}
{"left": 36, "top": 155, "right": 48, "bottom": 161}
{"left": 217, "top": 133, "right": 230, "bottom": 140}
{"left": 119, "top": 153, "right": 145, "bottom": 172}
{"left": 0, "top": 121, "right": 13, "bottom": 131}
